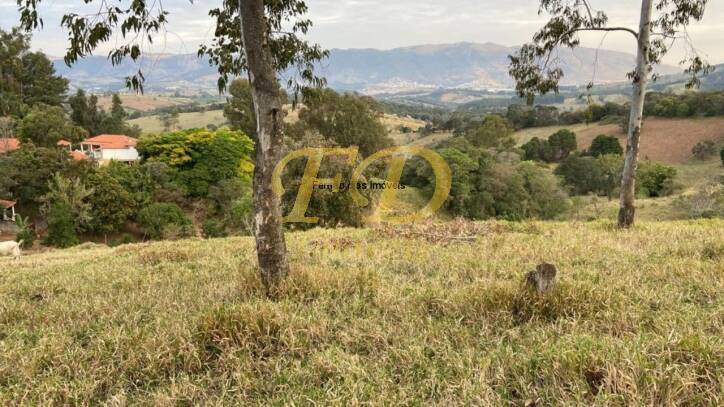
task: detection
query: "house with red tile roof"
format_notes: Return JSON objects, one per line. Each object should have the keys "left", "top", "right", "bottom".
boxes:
{"left": 0, "top": 138, "right": 20, "bottom": 154}
{"left": 56, "top": 140, "right": 88, "bottom": 161}
{"left": 80, "top": 134, "right": 139, "bottom": 164}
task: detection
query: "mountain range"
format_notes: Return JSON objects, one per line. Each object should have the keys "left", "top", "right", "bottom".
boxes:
{"left": 53, "top": 42, "right": 682, "bottom": 94}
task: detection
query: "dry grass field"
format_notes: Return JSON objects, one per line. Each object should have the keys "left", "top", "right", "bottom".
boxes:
{"left": 96, "top": 94, "right": 193, "bottom": 112}
{"left": 129, "top": 110, "right": 228, "bottom": 134}
{"left": 515, "top": 117, "right": 724, "bottom": 164}
{"left": 1, "top": 220, "right": 722, "bottom": 405}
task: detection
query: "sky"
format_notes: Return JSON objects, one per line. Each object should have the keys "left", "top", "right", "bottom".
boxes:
{"left": 1, "top": 0, "right": 723, "bottom": 65}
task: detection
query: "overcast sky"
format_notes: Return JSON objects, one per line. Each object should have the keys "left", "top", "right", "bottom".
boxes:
{"left": 1, "top": 0, "right": 723, "bottom": 65}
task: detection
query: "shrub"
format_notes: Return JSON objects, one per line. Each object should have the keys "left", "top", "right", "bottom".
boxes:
{"left": 521, "top": 137, "right": 544, "bottom": 161}
{"left": 555, "top": 154, "right": 624, "bottom": 198}
{"left": 202, "top": 219, "right": 227, "bottom": 239}
{"left": 463, "top": 115, "right": 515, "bottom": 149}
{"left": 692, "top": 140, "right": 717, "bottom": 160}
{"left": 15, "top": 215, "right": 34, "bottom": 249}
{"left": 138, "top": 203, "right": 192, "bottom": 240}
{"left": 555, "top": 155, "right": 604, "bottom": 195}
{"left": 674, "top": 184, "right": 724, "bottom": 219}
{"left": 721, "top": 146, "right": 724, "bottom": 165}
{"left": 109, "top": 233, "right": 136, "bottom": 247}
{"left": 588, "top": 135, "right": 623, "bottom": 157}
{"left": 86, "top": 172, "right": 134, "bottom": 236}
{"left": 636, "top": 161, "right": 677, "bottom": 197}
{"left": 44, "top": 202, "right": 79, "bottom": 248}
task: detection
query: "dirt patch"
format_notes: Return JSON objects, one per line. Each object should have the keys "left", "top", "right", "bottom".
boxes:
{"left": 576, "top": 117, "right": 724, "bottom": 164}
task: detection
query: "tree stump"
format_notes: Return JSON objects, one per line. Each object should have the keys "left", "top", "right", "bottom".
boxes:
{"left": 525, "top": 263, "right": 557, "bottom": 294}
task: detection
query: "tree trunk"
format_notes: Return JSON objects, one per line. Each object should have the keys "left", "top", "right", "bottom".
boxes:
{"left": 618, "top": 0, "right": 653, "bottom": 228}
{"left": 239, "top": 0, "right": 290, "bottom": 292}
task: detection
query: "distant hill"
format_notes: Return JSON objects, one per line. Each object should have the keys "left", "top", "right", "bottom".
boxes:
{"left": 53, "top": 42, "right": 681, "bottom": 94}
{"left": 319, "top": 42, "right": 679, "bottom": 93}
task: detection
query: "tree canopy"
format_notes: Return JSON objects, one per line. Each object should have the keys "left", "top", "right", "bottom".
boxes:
{"left": 0, "top": 27, "right": 68, "bottom": 117}
{"left": 137, "top": 128, "right": 255, "bottom": 196}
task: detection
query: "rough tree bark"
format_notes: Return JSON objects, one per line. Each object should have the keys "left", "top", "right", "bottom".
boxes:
{"left": 618, "top": 0, "right": 653, "bottom": 228}
{"left": 239, "top": 0, "right": 290, "bottom": 291}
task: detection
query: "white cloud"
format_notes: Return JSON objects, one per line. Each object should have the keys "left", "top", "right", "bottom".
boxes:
{"left": 0, "top": 0, "right": 722, "bottom": 64}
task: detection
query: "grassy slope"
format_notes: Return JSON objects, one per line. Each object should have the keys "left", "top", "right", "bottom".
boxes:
{"left": 129, "top": 110, "right": 228, "bottom": 133}
{"left": 1, "top": 220, "right": 722, "bottom": 405}
{"left": 96, "top": 94, "right": 194, "bottom": 112}
{"left": 557, "top": 155, "right": 723, "bottom": 222}
{"left": 514, "top": 117, "right": 724, "bottom": 164}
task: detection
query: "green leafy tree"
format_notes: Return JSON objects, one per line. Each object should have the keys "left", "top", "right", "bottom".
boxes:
{"left": 86, "top": 172, "right": 134, "bottom": 236}
{"left": 509, "top": 0, "right": 711, "bottom": 228}
{"left": 17, "top": 104, "right": 87, "bottom": 147}
{"left": 138, "top": 203, "right": 191, "bottom": 240}
{"left": 555, "top": 155, "right": 606, "bottom": 195}
{"left": 636, "top": 161, "right": 677, "bottom": 197}
{"left": 224, "top": 79, "right": 256, "bottom": 138}
{"left": 137, "top": 128, "right": 254, "bottom": 196}
{"left": 521, "top": 130, "right": 576, "bottom": 163}
{"left": 596, "top": 154, "right": 625, "bottom": 200}
{"left": 589, "top": 135, "right": 623, "bottom": 157}
{"left": 297, "top": 88, "right": 393, "bottom": 157}
{"left": 100, "top": 162, "right": 157, "bottom": 211}
{"left": 0, "top": 27, "right": 68, "bottom": 117}
{"left": 0, "top": 145, "right": 90, "bottom": 211}
{"left": 40, "top": 173, "right": 94, "bottom": 233}
{"left": 208, "top": 177, "right": 253, "bottom": 234}
{"left": 69, "top": 90, "right": 105, "bottom": 135}
{"left": 547, "top": 129, "right": 577, "bottom": 161}
{"left": 44, "top": 202, "right": 80, "bottom": 248}
{"left": 437, "top": 148, "right": 479, "bottom": 216}
{"left": 464, "top": 115, "right": 515, "bottom": 149}
{"left": 522, "top": 137, "right": 545, "bottom": 161}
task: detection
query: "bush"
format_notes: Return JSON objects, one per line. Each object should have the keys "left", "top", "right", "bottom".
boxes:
{"left": 721, "top": 146, "right": 724, "bottom": 165}
{"left": 138, "top": 203, "right": 192, "bottom": 240}
{"left": 555, "top": 154, "right": 623, "bottom": 198}
{"left": 555, "top": 155, "right": 604, "bottom": 195}
{"left": 15, "top": 216, "right": 34, "bottom": 249}
{"left": 588, "top": 135, "right": 623, "bottom": 157}
{"left": 86, "top": 172, "right": 134, "bottom": 236}
{"left": 109, "top": 234, "right": 136, "bottom": 247}
{"left": 636, "top": 161, "right": 677, "bottom": 197}
{"left": 44, "top": 202, "right": 79, "bottom": 248}
{"left": 202, "top": 219, "right": 227, "bottom": 239}
{"left": 692, "top": 140, "right": 717, "bottom": 160}
{"left": 441, "top": 152, "right": 569, "bottom": 220}
{"left": 674, "top": 184, "right": 724, "bottom": 219}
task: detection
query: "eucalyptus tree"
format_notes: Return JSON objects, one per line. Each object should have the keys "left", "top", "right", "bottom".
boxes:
{"left": 16, "top": 0, "right": 327, "bottom": 292}
{"left": 509, "top": 0, "right": 711, "bottom": 227}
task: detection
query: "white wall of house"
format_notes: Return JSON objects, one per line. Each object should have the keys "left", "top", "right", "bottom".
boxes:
{"left": 101, "top": 148, "right": 139, "bottom": 162}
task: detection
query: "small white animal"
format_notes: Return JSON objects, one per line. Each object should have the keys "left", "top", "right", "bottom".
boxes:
{"left": 0, "top": 240, "right": 24, "bottom": 260}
